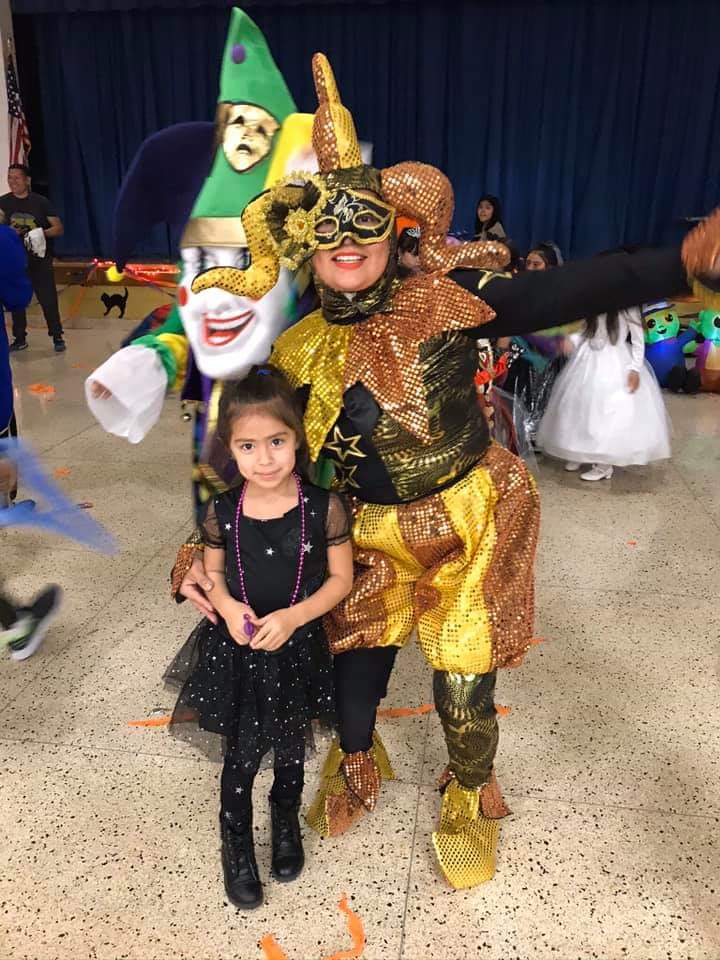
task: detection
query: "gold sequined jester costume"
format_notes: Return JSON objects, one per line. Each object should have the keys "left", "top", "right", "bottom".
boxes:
{"left": 182, "top": 53, "right": 720, "bottom": 889}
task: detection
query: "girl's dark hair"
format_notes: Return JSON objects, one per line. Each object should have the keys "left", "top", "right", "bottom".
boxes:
{"left": 474, "top": 194, "right": 503, "bottom": 235}
{"left": 585, "top": 310, "right": 620, "bottom": 345}
{"left": 397, "top": 227, "right": 420, "bottom": 257}
{"left": 217, "top": 364, "right": 312, "bottom": 480}
{"left": 527, "top": 242, "right": 563, "bottom": 269}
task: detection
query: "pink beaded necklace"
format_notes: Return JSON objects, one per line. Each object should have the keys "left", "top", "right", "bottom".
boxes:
{"left": 234, "top": 471, "right": 306, "bottom": 639}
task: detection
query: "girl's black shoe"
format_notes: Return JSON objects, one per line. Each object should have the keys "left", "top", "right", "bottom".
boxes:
{"left": 220, "top": 816, "right": 264, "bottom": 909}
{"left": 270, "top": 798, "right": 305, "bottom": 882}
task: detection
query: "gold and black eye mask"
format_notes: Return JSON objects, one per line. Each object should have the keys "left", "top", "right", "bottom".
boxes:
{"left": 314, "top": 189, "right": 395, "bottom": 249}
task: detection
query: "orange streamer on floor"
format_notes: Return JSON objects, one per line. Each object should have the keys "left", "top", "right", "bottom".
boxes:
{"left": 28, "top": 383, "right": 56, "bottom": 396}
{"left": 127, "top": 715, "right": 172, "bottom": 727}
{"left": 260, "top": 935, "right": 289, "bottom": 960}
{"left": 496, "top": 704, "right": 512, "bottom": 717}
{"left": 260, "top": 896, "right": 365, "bottom": 960}
{"left": 53, "top": 467, "right": 71, "bottom": 478}
{"left": 377, "top": 703, "right": 434, "bottom": 719}
{"left": 323, "top": 895, "right": 365, "bottom": 960}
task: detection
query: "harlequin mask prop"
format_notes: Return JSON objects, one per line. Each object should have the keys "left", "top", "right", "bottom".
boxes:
{"left": 218, "top": 103, "right": 280, "bottom": 172}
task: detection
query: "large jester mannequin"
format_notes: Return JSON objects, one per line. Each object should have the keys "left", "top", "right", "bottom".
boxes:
{"left": 182, "top": 54, "right": 720, "bottom": 889}
{"left": 86, "top": 9, "right": 313, "bottom": 516}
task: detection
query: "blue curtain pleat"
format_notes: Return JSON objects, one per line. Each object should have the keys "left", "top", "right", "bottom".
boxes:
{"left": 17, "top": 0, "right": 720, "bottom": 258}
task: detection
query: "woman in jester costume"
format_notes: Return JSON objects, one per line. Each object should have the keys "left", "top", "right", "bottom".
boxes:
{"left": 178, "top": 54, "right": 720, "bottom": 889}
{"left": 87, "top": 8, "right": 313, "bottom": 520}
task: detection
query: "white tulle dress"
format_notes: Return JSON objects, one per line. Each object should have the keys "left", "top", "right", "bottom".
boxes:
{"left": 537, "top": 308, "right": 671, "bottom": 466}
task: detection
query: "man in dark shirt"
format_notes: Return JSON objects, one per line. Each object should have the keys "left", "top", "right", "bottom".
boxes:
{"left": 0, "top": 164, "right": 66, "bottom": 353}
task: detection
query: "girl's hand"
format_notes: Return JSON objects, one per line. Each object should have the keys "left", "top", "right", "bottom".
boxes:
{"left": 627, "top": 370, "right": 640, "bottom": 393}
{"left": 89, "top": 380, "right": 113, "bottom": 400}
{"left": 223, "top": 600, "right": 257, "bottom": 646}
{"left": 560, "top": 336, "right": 574, "bottom": 357}
{"left": 249, "top": 608, "right": 300, "bottom": 652}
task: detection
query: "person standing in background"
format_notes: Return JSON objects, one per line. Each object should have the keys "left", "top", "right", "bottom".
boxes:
{"left": 474, "top": 194, "right": 507, "bottom": 241}
{"left": 525, "top": 241, "right": 564, "bottom": 271}
{"left": 0, "top": 164, "right": 66, "bottom": 353}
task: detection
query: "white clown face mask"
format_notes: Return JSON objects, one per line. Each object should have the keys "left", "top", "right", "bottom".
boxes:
{"left": 178, "top": 245, "right": 294, "bottom": 381}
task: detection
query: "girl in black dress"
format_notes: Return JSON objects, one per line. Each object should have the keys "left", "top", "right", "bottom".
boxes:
{"left": 168, "top": 366, "right": 353, "bottom": 909}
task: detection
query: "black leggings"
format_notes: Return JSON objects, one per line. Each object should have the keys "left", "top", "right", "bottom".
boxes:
{"left": 221, "top": 736, "right": 306, "bottom": 828}
{"left": 334, "top": 646, "right": 398, "bottom": 754}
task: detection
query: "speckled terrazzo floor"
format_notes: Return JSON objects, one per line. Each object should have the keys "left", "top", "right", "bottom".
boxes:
{"left": 2, "top": 319, "right": 719, "bottom": 960}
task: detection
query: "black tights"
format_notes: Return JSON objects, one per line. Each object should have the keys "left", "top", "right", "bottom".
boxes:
{"left": 334, "top": 647, "right": 398, "bottom": 754}
{"left": 221, "top": 737, "right": 305, "bottom": 828}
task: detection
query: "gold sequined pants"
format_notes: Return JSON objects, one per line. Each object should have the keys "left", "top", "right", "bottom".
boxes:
{"left": 325, "top": 442, "right": 540, "bottom": 674}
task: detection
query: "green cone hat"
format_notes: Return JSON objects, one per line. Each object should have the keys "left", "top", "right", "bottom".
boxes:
{"left": 182, "top": 7, "right": 296, "bottom": 248}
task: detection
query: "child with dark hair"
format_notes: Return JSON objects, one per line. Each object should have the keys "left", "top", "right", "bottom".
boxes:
{"left": 525, "top": 241, "right": 564, "bottom": 271}
{"left": 474, "top": 194, "right": 506, "bottom": 241}
{"left": 397, "top": 226, "right": 421, "bottom": 277}
{"left": 167, "top": 364, "right": 353, "bottom": 910}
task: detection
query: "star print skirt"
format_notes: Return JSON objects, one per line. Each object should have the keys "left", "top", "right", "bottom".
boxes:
{"left": 164, "top": 617, "right": 335, "bottom": 768}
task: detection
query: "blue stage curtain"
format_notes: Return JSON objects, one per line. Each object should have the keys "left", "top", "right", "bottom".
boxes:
{"left": 12, "top": 0, "right": 720, "bottom": 259}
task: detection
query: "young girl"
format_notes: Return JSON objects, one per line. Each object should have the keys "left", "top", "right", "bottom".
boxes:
{"left": 537, "top": 307, "right": 671, "bottom": 480}
{"left": 396, "top": 225, "right": 421, "bottom": 277}
{"left": 474, "top": 194, "right": 507, "bottom": 241}
{"left": 167, "top": 365, "right": 353, "bottom": 909}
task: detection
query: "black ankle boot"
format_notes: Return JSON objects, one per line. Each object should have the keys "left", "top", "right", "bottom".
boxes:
{"left": 269, "top": 797, "right": 304, "bottom": 882}
{"left": 220, "top": 815, "right": 264, "bottom": 909}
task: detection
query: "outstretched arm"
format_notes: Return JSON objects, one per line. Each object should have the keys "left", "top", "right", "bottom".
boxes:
{"left": 451, "top": 246, "right": 689, "bottom": 338}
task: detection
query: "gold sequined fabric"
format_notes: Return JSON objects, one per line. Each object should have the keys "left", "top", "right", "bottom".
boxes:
{"left": 480, "top": 770, "right": 511, "bottom": 820}
{"left": 365, "top": 331, "right": 489, "bottom": 502}
{"left": 432, "top": 779, "right": 501, "bottom": 889}
{"left": 342, "top": 751, "right": 381, "bottom": 812}
{"left": 437, "top": 767, "right": 511, "bottom": 820}
{"left": 325, "top": 445, "right": 540, "bottom": 674}
{"left": 191, "top": 193, "right": 279, "bottom": 301}
{"left": 480, "top": 443, "right": 541, "bottom": 669}
{"left": 170, "top": 540, "right": 203, "bottom": 600}
{"left": 311, "top": 53, "right": 363, "bottom": 172}
{"left": 270, "top": 309, "right": 351, "bottom": 461}
{"left": 381, "top": 162, "right": 510, "bottom": 274}
{"left": 345, "top": 275, "right": 495, "bottom": 443}
{"left": 305, "top": 733, "right": 395, "bottom": 838}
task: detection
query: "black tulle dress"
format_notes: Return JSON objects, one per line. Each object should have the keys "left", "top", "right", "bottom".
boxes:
{"left": 165, "top": 482, "right": 350, "bottom": 769}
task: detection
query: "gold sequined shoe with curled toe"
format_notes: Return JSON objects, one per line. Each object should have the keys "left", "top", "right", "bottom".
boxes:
{"left": 306, "top": 732, "right": 395, "bottom": 838}
{"left": 432, "top": 769, "right": 511, "bottom": 890}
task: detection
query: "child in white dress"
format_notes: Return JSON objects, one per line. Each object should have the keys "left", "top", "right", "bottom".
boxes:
{"left": 537, "top": 307, "right": 671, "bottom": 480}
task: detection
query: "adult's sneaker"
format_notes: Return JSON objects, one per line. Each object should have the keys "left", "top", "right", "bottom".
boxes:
{"left": 8, "top": 585, "right": 63, "bottom": 661}
{"left": 9, "top": 339, "right": 27, "bottom": 352}
{"left": 53, "top": 338, "right": 67, "bottom": 353}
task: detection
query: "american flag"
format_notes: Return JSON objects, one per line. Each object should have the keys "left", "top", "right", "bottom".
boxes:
{"left": 6, "top": 55, "right": 31, "bottom": 166}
